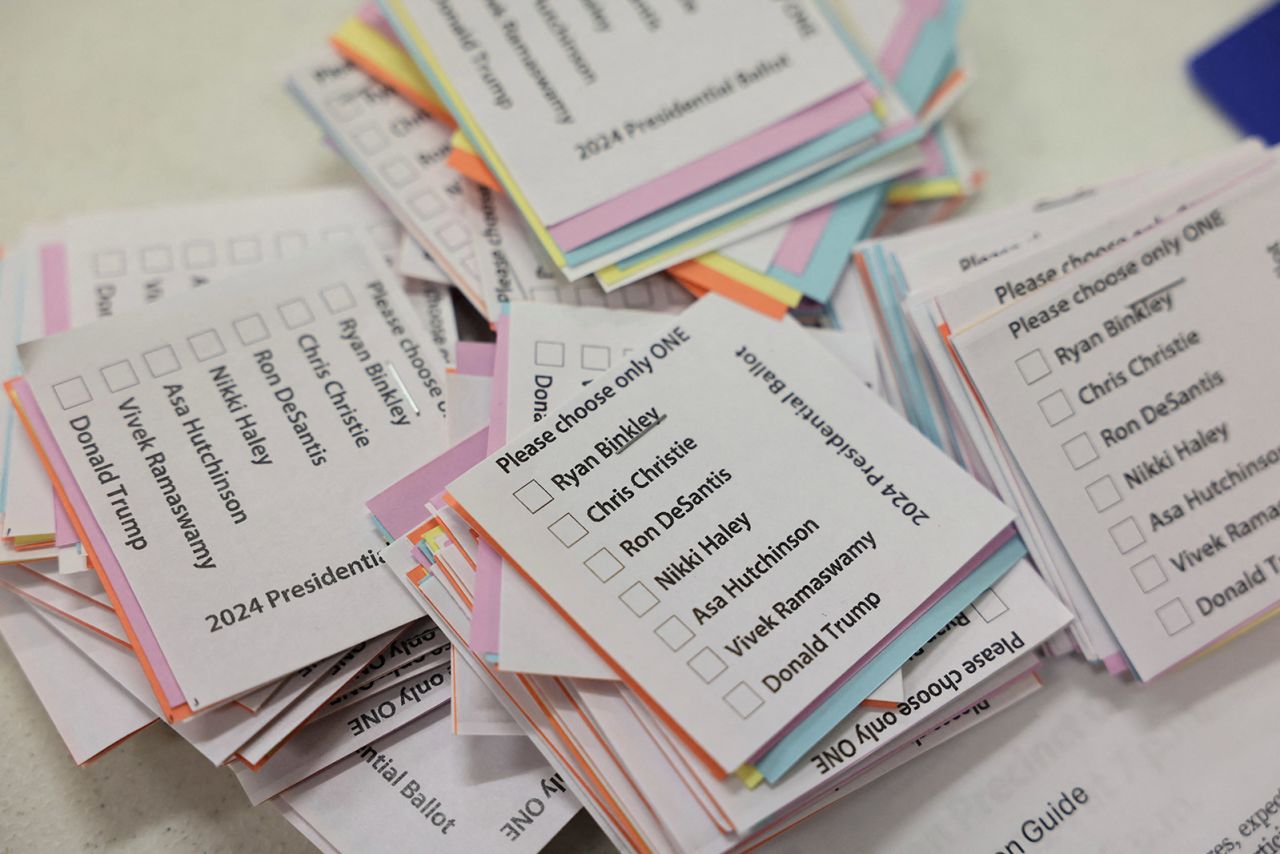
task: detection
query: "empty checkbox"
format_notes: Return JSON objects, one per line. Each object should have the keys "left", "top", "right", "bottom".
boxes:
{"left": 1086, "top": 475, "right": 1122, "bottom": 512}
{"left": 548, "top": 514, "right": 588, "bottom": 548}
{"left": 379, "top": 156, "right": 417, "bottom": 188}
{"left": 688, "top": 648, "right": 726, "bottom": 684}
{"left": 278, "top": 299, "right": 315, "bottom": 329}
{"left": 143, "top": 345, "right": 181, "bottom": 377}
{"left": 100, "top": 360, "right": 138, "bottom": 392}
{"left": 514, "top": 479, "right": 553, "bottom": 514}
{"left": 655, "top": 616, "right": 694, "bottom": 652}
{"left": 585, "top": 548, "right": 624, "bottom": 583}
{"left": 624, "top": 287, "right": 655, "bottom": 308}
{"left": 228, "top": 236, "right": 262, "bottom": 265}
{"left": 972, "top": 589, "right": 1009, "bottom": 622}
{"left": 182, "top": 240, "right": 216, "bottom": 269}
{"left": 188, "top": 330, "right": 225, "bottom": 362}
{"left": 1108, "top": 517, "right": 1145, "bottom": 555}
{"left": 581, "top": 345, "right": 610, "bottom": 371}
{"left": 93, "top": 249, "right": 126, "bottom": 278}
{"left": 409, "top": 190, "right": 446, "bottom": 219}
{"left": 1062, "top": 433, "right": 1099, "bottom": 470}
{"left": 140, "top": 245, "right": 173, "bottom": 274}
{"left": 321, "top": 284, "right": 357, "bottom": 314}
{"left": 1015, "top": 349, "right": 1052, "bottom": 384}
{"left": 531, "top": 287, "right": 558, "bottom": 303}
{"left": 53, "top": 377, "right": 92, "bottom": 409}
{"left": 1155, "top": 599, "right": 1193, "bottom": 636}
{"left": 1131, "top": 556, "right": 1167, "bottom": 593}
{"left": 462, "top": 254, "right": 480, "bottom": 277}
{"left": 276, "top": 232, "right": 308, "bottom": 258}
{"left": 234, "top": 314, "right": 270, "bottom": 345}
{"left": 321, "top": 226, "right": 353, "bottom": 244}
{"left": 1037, "top": 390, "right": 1075, "bottom": 426}
{"left": 436, "top": 223, "right": 469, "bottom": 251}
{"left": 353, "top": 125, "right": 389, "bottom": 154}
{"left": 723, "top": 682, "right": 763, "bottom": 719}
{"left": 619, "top": 582, "right": 658, "bottom": 617}
{"left": 534, "top": 341, "right": 565, "bottom": 368}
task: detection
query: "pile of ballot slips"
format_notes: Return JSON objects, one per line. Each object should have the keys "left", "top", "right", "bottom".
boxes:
{"left": 6, "top": 1, "right": 1280, "bottom": 852}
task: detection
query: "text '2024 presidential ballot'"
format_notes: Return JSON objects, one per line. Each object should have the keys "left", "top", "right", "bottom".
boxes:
{"left": 446, "top": 294, "right": 1012, "bottom": 774}
{"left": 15, "top": 242, "right": 450, "bottom": 714}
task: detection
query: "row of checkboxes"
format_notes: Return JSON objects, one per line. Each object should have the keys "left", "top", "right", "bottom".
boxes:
{"left": 51, "top": 286, "right": 359, "bottom": 410}
{"left": 329, "top": 93, "right": 478, "bottom": 276}
{"left": 89, "top": 225, "right": 398, "bottom": 280}
{"left": 533, "top": 340, "right": 614, "bottom": 372}
{"left": 1017, "top": 350, "right": 1198, "bottom": 641}
{"left": 515, "top": 478, "right": 762, "bottom": 715}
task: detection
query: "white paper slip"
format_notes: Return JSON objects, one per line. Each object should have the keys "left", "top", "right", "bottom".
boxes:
{"left": 0, "top": 588, "right": 156, "bottom": 764}
{"left": 404, "top": 568, "right": 636, "bottom": 854}
{"left": 769, "top": 614, "right": 1280, "bottom": 853}
{"left": 4, "top": 419, "right": 55, "bottom": 539}
{"left": 396, "top": 233, "right": 449, "bottom": 284}
{"left": 234, "top": 624, "right": 414, "bottom": 767}
{"left": 497, "top": 303, "right": 677, "bottom": 681}
{"left": 312, "top": 623, "right": 451, "bottom": 722}
{"left": 398, "top": 0, "right": 870, "bottom": 227}
{"left": 755, "top": 671, "right": 1045, "bottom": 851}
{"left": 453, "top": 651, "right": 524, "bottom": 737}
{"left": 448, "top": 294, "right": 1013, "bottom": 774}
{"left": 26, "top": 594, "right": 161, "bottom": 715}
{"left": 700, "top": 560, "right": 1070, "bottom": 833}
{"left": 458, "top": 179, "right": 694, "bottom": 319}
{"left": 59, "top": 186, "right": 402, "bottom": 327}
{"left": 234, "top": 661, "right": 452, "bottom": 805}
{"left": 5, "top": 234, "right": 57, "bottom": 537}
{"left": 17, "top": 242, "right": 449, "bottom": 714}
{"left": 402, "top": 279, "right": 458, "bottom": 368}
{"left": 276, "top": 804, "right": 340, "bottom": 854}
{"left": 173, "top": 643, "right": 363, "bottom": 767}
{"left": 288, "top": 56, "right": 486, "bottom": 312}
{"left": 277, "top": 707, "right": 579, "bottom": 854}
{"left": 953, "top": 176, "right": 1280, "bottom": 679}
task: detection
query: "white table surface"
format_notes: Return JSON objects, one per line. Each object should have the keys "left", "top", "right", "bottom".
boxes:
{"left": 0, "top": 1, "right": 1264, "bottom": 850}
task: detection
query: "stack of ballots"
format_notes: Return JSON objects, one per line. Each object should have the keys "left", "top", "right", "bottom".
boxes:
{"left": 16, "top": 1, "right": 1247, "bottom": 852}
{"left": 854, "top": 138, "right": 1280, "bottom": 684}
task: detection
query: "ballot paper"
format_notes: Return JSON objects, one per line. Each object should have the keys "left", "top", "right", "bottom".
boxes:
{"left": 771, "top": 614, "right": 1280, "bottom": 853}
{"left": 678, "top": 560, "right": 1070, "bottom": 834}
{"left": 0, "top": 588, "right": 155, "bottom": 764}
{"left": 447, "top": 294, "right": 1013, "bottom": 774}
{"left": 953, "top": 173, "right": 1280, "bottom": 680}
{"left": 288, "top": 56, "right": 487, "bottom": 312}
{"left": 402, "top": 279, "right": 457, "bottom": 368}
{"left": 408, "top": 543, "right": 1045, "bottom": 853}
{"left": 855, "top": 140, "right": 1271, "bottom": 669}
{"left": 12, "top": 241, "right": 449, "bottom": 716}
{"left": 276, "top": 707, "right": 579, "bottom": 854}
{"left": 491, "top": 302, "right": 673, "bottom": 680}
{"left": 56, "top": 186, "right": 402, "bottom": 328}
{"left": 234, "top": 660, "right": 452, "bottom": 804}
{"left": 391, "top": 0, "right": 874, "bottom": 234}
{"left": 25, "top": 588, "right": 162, "bottom": 717}
{"left": 386, "top": 0, "right": 930, "bottom": 288}
{"left": 0, "top": 563, "right": 128, "bottom": 645}
{"left": 394, "top": 234, "right": 449, "bottom": 284}
{"left": 455, "top": 180, "right": 694, "bottom": 320}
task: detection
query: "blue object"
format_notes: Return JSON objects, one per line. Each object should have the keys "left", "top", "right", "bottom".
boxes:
{"left": 1189, "top": 3, "right": 1280, "bottom": 144}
